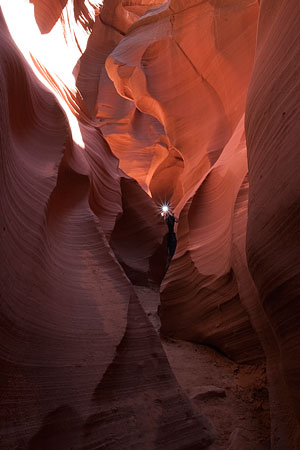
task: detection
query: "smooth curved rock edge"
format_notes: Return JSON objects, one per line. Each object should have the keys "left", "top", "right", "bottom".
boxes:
{"left": 1, "top": 0, "right": 300, "bottom": 448}
{"left": 0, "top": 5, "right": 214, "bottom": 450}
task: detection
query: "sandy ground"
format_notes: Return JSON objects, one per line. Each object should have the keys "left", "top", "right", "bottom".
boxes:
{"left": 135, "top": 286, "right": 270, "bottom": 450}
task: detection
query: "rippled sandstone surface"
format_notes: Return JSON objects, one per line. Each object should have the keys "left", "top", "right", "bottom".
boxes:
{"left": 1, "top": 0, "right": 300, "bottom": 449}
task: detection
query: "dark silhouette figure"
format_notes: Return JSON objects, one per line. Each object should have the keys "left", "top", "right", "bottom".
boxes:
{"left": 164, "top": 212, "right": 178, "bottom": 263}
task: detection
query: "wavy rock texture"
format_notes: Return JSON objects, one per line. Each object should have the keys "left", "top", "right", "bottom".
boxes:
{"left": 2, "top": 0, "right": 300, "bottom": 448}
{"left": 76, "top": 0, "right": 171, "bottom": 200}
{"left": 105, "top": 0, "right": 263, "bottom": 363}
{"left": 0, "top": 5, "right": 214, "bottom": 450}
{"left": 160, "top": 118, "right": 263, "bottom": 363}
{"left": 106, "top": 0, "right": 259, "bottom": 206}
{"left": 3, "top": 0, "right": 167, "bottom": 281}
{"left": 110, "top": 176, "right": 168, "bottom": 285}
{"left": 245, "top": 0, "right": 300, "bottom": 447}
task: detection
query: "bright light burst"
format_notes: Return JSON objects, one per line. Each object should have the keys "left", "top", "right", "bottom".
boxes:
{"left": 158, "top": 201, "right": 172, "bottom": 217}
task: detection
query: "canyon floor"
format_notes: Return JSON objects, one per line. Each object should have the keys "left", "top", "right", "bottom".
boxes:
{"left": 135, "top": 286, "right": 270, "bottom": 450}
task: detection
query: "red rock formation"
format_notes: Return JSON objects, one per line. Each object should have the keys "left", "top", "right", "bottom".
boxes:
{"left": 106, "top": 0, "right": 263, "bottom": 363}
{"left": 160, "top": 118, "right": 264, "bottom": 363}
{"left": 73, "top": 0, "right": 169, "bottom": 281}
{"left": 3, "top": 0, "right": 300, "bottom": 448}
{"left": 106, "top": 0, "right": 259, "bottom": 206}
{"left": 2, "top": 0, "right": 167, "bottom": 277}
{"left": 110, "top": 176, "right": 168, "bottom": 285}
{"left": 0, "top": 5, "right": 214, "bottom": 450}
{"left": 77, "top": 0, "right": 170, "bottom": 198}
{"left": 245, "top": 0, "right": 300, "bottom": 447}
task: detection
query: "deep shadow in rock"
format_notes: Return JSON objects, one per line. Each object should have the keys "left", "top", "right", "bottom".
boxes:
{"left": 28, "top": 406, "right": 82, "bottom": 450}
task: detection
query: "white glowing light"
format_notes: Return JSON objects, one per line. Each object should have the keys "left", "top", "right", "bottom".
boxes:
{"left": 158, "top": 202, "right": 172, "bottom": 217}
{"left": 1, "top": 0, "right": 99, "bottom": 149}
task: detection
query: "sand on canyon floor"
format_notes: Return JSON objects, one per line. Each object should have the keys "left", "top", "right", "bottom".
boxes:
{"left": 135, "top": 285, "right": 270, "bottom": 450}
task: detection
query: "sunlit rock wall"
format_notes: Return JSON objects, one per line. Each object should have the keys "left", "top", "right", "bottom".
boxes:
{"left": 0, "top": 3, "right": 215, "bottom": 449}
{"left": 106, "top": 0, "right": 259, "bottom": 206}
{"left": 3, "top": 0, "right": 300, "bottom": 448}
{"left": 106, "top": 0, "right": 263, "bottom": 363}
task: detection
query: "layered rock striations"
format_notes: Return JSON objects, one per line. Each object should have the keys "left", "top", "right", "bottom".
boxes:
{"left": 0, "top": 3, "right": 214, "bottom": 450}
{"left": 2, "top": 0, "right": 300, "bottom": 448}
{"left": 160, "top": 118, "right": 264, "bottom": 363}
{"left": 246, "top": 0, "right": 300, "bottom": 447}
{"left": 105, "top": 0, "right": 263, "bottom": 363}
{"left": 106, "top": 0, "right": 259, "bottom": 206}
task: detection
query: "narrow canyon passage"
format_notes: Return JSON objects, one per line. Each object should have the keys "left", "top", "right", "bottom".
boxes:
{"left": 1, "top": 0, "right": 300, "bottom": 449}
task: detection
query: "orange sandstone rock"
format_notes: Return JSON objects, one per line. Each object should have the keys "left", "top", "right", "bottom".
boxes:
{"left": 0, "top": 4, "right": 214, "bottom": 450}
{"left": 246, "top": 0, "right": 300, "bottom": 447}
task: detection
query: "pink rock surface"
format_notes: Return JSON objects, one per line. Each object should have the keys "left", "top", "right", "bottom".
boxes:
{"left": 106, "top": 0, "right": 258, "bottom": 206}
{"left": 105, "top": 0, "right": 265, "bottom": 365}
{"left": 246, "top": 0, "right": 300, "bottom": 446}
{"left": 160, "top": 118, "right": 264, "bottom": 363}
{"left": 2, "top": 0, "right": 300, "bottom": 448}
{"left": 0, "top": 5, "right": 214, "bottom": 450}
{"left": 77, "top": 0, "right": 171, "bottom": 197}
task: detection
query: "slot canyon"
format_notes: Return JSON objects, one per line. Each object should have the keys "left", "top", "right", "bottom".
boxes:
{"left": 1, "top": 0, "right": 300, "bottom": 449}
